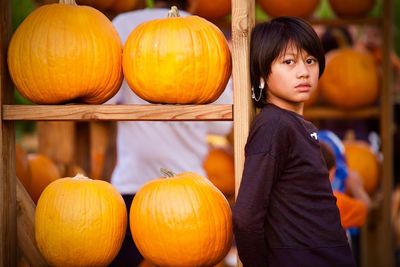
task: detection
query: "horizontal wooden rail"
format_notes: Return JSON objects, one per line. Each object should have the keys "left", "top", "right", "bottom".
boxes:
{"left": 304, "top": 106, "right": 380, "bottom": 119}
{"left": 2, "top": 104, "right": 233, "bottom": 121}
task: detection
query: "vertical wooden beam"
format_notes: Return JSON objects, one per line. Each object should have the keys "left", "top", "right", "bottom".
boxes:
{"left": 0, "top": 0, "right": 17, "bottom": 266}
{"left": 231, "top": 0, "right": 255, "bottom": 265}
{"left": 361, "top": 0, "right": 394, "bottom": 266}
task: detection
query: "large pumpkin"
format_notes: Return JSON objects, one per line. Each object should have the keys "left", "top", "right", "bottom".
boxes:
{"left": 188, "top": 0, "right": 231, "bottom": 20}
{"left": 123, "top": 6, "right": 232, "bottom": 104}
{"left": 7, "top": 0, "right": 123, "bottom": 104}
{"left": 35, "top": 174, "right": 127, "bottom": 267}
{"left": 319, "top": 48, "right": 379, "bottom": 109}
{"left": 329, "top": 0, "right": 376, "bottom": 18}
{"left": 130, "top": 169, "right": 232, "bottom": 266}
{"left": 256, "top": 0, "right": 320, "bottom": 18}
{"left": 344, "top": 140, "right": 379, "bottom": 195}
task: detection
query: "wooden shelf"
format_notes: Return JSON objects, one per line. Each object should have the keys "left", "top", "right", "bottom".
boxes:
{"left": 308, "top": 17, "right": 382, "bottom": 26}
{"left": 304, "top": 106, "right": 380, "bottom": 120}
{"left": 2, "top": 104, "right": 233, "bottom": 121}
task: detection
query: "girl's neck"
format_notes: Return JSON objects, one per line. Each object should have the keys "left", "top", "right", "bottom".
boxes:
{"left": 267, "top": 99, "right": 304, "bottom": 115}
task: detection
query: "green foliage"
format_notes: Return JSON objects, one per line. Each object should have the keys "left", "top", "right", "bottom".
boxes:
{"left": 11, "top": 0, "right": 36, "bottom": 32}
{"left": 146, "top": 0, "right": 154, "bottom": 8}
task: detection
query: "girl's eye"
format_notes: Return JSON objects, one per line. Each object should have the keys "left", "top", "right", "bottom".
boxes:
{"left": 283, "top": 59, "right": 294, "bottom": 64}
{"left": 306, "top": 58, "right": 317, "bottom": 64}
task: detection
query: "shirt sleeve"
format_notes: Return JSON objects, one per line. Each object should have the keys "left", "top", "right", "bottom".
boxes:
{"left": 232, "top": 151, "right": 279, "bottom": 267}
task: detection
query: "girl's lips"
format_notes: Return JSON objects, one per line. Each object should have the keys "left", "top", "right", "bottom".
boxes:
{"left": 295, "top": 83, "right": 311, "bottom": 92}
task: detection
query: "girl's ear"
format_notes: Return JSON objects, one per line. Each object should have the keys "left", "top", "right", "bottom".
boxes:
{"left": 260, "top": 78, "right": 265, "bottom": 89}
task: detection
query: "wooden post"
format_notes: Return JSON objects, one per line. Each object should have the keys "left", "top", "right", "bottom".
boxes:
{"left": 361, "top": 0, "right": 395, "bottom": 266}
{"left": 0, "top": 0, "right": 17, "bottom": 265}
{"left": 232, "top": 0, "right": 255, "bottom": 266}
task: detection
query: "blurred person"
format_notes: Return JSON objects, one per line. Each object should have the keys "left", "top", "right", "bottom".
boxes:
{"left": 107, "top": 0, "right": 233, "bottom": 266}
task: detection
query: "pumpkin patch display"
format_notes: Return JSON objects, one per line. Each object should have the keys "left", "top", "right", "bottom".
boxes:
{"left": 344, "top": 139, "right": 380, "bottom": 195}
{"left": 35, "top": 174, "right": 127, "bottom": 267}
{"left": 123, "top": 6, "right": 232, "bottom": 104}
{"left": 329, "top": 0, "right": 376, "bottom": 18}
{"left": 319, "top": 48, "right": 379, "bottom": 109}
{"left": 130, "top": 169, "right": 233, "bottom": 266}
{"left": 256, "top": 0, "right": 320, "bottom": 18}
{"left": 187, "top": 0, "right": 231, "bottom": 20}
{"left": 7, "top": 0, "right": 123, "bottom": 104}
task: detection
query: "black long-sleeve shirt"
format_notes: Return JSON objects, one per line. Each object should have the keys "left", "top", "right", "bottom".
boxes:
{"left": 233, "top": 104, "right": 355, "bottom": 267}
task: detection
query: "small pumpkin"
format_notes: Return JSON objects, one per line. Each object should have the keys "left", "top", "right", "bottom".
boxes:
{"left": 123, "top": 6, "right": 232, "bottom": 104}
{"left": 8, "top": 0, "right": 123, "bottom": 104}
{"left": 130, "top": 169, "right": 232, "bottom": 266}
{"left": 344, "top": 139, "right": 379, "bottom": 195}
{"left": 319, "top": 48, "right": 379, "bottom": 109}
{"left": 256, "top": 0, "right": 320, "bottom": 18}
{"left": 329, "top": 0, "right": 376, "bottom": 18}
{"left": 188, "top": 0, "right": 231, "bottom": 20}
{"left": 35, "top": 174, "right": 127, "bottom": 267}
{"left": 204, "top": 146, "right": 235, "bottom": 197}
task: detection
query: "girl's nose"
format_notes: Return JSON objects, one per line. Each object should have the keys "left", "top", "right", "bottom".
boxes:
{"left": 296, "top": 61, "right": 310, "bottom": 79}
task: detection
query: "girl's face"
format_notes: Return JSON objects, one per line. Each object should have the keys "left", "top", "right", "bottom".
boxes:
{"left": 266, "top": 43, "right": 320, "bottom": 114}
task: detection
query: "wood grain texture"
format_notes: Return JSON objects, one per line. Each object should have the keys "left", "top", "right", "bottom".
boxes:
{"left": 3, "top": 104, "right": 233, "bottom": 121}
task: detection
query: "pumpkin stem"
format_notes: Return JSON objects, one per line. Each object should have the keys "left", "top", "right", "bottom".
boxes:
{"left": 59, "top": 0, "right": 77, "bottom": 5}
{"left": 72, "top": 173, "right": 90, "bottom": 180}
{"left": 160, "top": 168, "right": 176, "bottom": 178}
{"left": 168, "top": 6, "right": 180, "bottom": 18}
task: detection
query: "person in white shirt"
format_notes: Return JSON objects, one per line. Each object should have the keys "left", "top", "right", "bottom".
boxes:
{"left": 107, "top": 0, "right": 233, "bottom": 265}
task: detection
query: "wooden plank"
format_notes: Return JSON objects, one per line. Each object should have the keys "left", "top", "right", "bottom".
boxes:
{"left": 232, "top": 0, "right": 255, "bottom": 265}
{"left": 3, "top": 104, "right": 233, "bottom": 121}
{"left": 361, "top": 0, "right": 395, "bottom": 266}
{"left": 16, "top": 178, "right": 48, "bottom": 267}
{"left": 304, "top": 106, "right": 380, "bottom": 119}
{"left": 0, "top": 0, "right": 16, "bottom": 265}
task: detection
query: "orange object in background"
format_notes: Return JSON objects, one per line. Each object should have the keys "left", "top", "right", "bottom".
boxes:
{"left": 256, "top": 0, "right": 320, "bottom": 18}
{"left": 334, "top": 191, "right": 368, "bottom": 228}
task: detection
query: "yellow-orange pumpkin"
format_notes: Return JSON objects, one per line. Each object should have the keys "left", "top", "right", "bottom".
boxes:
{"left": 319, "top": 48, "right": 379, "bottom": 109}
{"left": 188, "top": 0, "right": 231, "bottom": 20}
{"left": 344, "top": 140, "right": 379, "bottom": 195}
{"left": 35, "top": 174, "right": 127, "bottom": 267}
{"left": 76, "top": 0, "right": 115, "bottom": 10}
{"left": 204, "top": 147, "right": 235, "bottom": 197}
{"left": 27, "top": 153, "right": 61, "bottom": 203}
{"left": 130, "top": 169, "right": 232, "bottom": 266}
{"left": 123, "top": 6, "right": 232, "bottom": 104}
{"left": 329, "top": 0, "right": 376, "bottom": 18}
{"left": 8, "top": 0, "right": 123, "bottom": 104}
{"left": 256, "top": 0, "right": 320, "bottom": 18}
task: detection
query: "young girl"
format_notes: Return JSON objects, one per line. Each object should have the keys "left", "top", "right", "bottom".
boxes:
{"left": 232, "top": 17, "right": 356, "bottom": 267}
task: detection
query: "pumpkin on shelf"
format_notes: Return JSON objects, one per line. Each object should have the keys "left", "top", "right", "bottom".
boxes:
{"left": 35, "top": 174, "right": 127, "bottom": 267}
{"left": 188, "top": 0, "right": 231, "bottom": 20}
{"left": 319, "top": 48, "right": 379, "bottom": 109}
{"left": 16, "top": 145, "right": 62, "bottom": 204}
{"left": 256, "top": 0, "right": 320, "bottom": 18}
{"left": 7, "top": 0, "right": 123, "bottom": 104}
{"left": 343, "top": 138, "right": 380, "bottom": 195}
{"left": 130, "top": 169, "right": 232, "bottom": 267}
{"left": 123, "top": 6, "right": 232, "bottom": 104}
{"left": 204, "top": 144, "right": 235, "bottom": 197}
{"left": 329, "top": 0, "right": 376, "bottom": 18}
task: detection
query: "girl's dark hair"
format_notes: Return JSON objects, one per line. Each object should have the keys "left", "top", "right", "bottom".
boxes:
{"left": 250, "top": 17, "right": 325, "bottom": 108}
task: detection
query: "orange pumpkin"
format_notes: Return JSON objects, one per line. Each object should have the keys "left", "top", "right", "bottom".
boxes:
{"left": 35, "top": 174, "right": 127, "bottom": 267}
{"left": 130, "top": 169, "right": 232, "bottom": 266}
{"left": 256, "top": 0, "right": 320, "bottom": 18}
{"left": 76, "top": 0, "right": 115, "bottom": 10}
{"left": 344, "top": 140, "right": 379, "bottom": 195}
{"left": 27, "top": 154, "right": 61, "bottom": 203}
{"left": 319, "top": 48, "right": 379, "bottom": 109}
{"left": 329, "top": 0, "right": 376, "bottom": 18}
{"left": 123, "top": 6, "right": 232, "bottom": 104}
{"left": 8, "top": 0, "right": 123, "bottom": 104}
{"left": 204, "top": 147, "right": 235, "bottom": 197}
{"left": 188, "top": 0, "right": 231, "bottom": 20}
